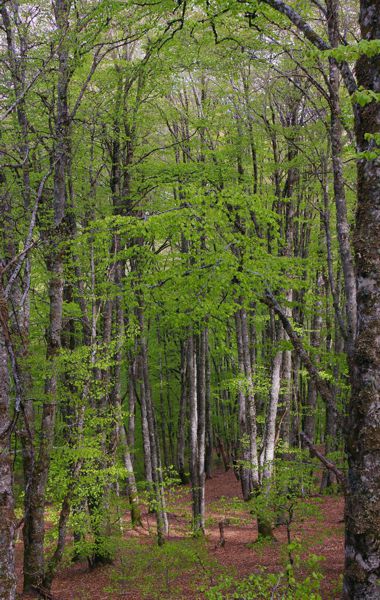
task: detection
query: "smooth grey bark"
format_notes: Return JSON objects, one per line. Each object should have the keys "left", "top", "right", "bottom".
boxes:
{"left": 177, "top": 339, "right": 188, "bottom": 483}
{"left": 137, "top": 306, "right": 168, "bottom": 545}
{"left": 196, "top": 329, "right": 207, "bottom": 531}
{"left": 113, "top": 252, "right": 141, "bottom": 526}
{"left": 121, "top": 353, "right": 142, "bottom": 525}
{"left": 157, "top": 328, "right": 169, "bottom": 468}
{"left": 321, "top": 320, "right": 342, "bottom": 491}
{"left": 322, "top": 168, "right": 347, "bottom": 340}
{"left": 189, "top": 330, "right": 208, "bottom": 534}
{"left": 0, "top": 305, "right": 16, "bottom": 600}
{"left": 303, "top": 275, "right": 323, "bottom": 443}
{"left": 205, "top": 343, "right": 213, "bottom": 479}
{"left": 234, "top": 307, "right": 259, "bottom": 500}
{"left": 188, "top": 334, "right": 199, "bottom": 526}
{"left": 139, "top": 354, "right": 153, "bottom": 484}
{"left": 240, "top": 310, "right": 259, "bottom": 491}
{"left": 261, "top": 325, "right": 283, "bottom": 481}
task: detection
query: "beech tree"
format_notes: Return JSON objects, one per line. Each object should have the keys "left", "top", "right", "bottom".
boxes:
{"left": 0, "top": 0, "right": 378, "bottom": 598}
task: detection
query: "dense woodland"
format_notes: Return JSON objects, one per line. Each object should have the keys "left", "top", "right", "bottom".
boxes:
{"left": 0, "top": 1, "right": 379, "bottom": 599}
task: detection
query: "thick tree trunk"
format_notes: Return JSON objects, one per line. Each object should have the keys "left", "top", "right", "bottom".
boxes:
{"left": 343, "top": 7, "right": 380, "bottom": 596}
{"left": 23, "top": 0, "right": 70, "bottom": 589}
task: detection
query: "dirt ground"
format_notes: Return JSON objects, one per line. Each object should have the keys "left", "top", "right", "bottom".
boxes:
{"left": 17, "top": 468, "right": 344, "bottom": 599}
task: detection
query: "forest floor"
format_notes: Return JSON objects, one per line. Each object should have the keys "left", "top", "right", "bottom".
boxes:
{"left": 17, "top": 467, "right": 344, "bottom": 600}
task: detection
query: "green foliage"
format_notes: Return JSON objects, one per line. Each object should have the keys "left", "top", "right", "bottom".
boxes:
{"left": 107, "top": 538, "right": 220, "bottom": 599}
{"left": 248, "top": 451, "right": 322, "bottom": 533}
{"left": 2, "top": 0, "right": 351, "bottom": 592}
{"left": 327, "top": 39, "right": 380, "bottom": 61}
{"left": 352, "top": 88, "right": 380, "bottom": 108}
{"left": 204, "top": 561, "right": 323, "bottom": 600}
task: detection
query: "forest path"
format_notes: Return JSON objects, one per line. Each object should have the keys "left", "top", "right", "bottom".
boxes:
{"left": 18, "top": 467, "right": 344, "bottom": 599}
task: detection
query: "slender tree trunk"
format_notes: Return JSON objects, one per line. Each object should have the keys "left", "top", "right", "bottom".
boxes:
{"left": 137, "top": 306, "right": 168, "bottom": 544}
{"left": 261, "top": 333, "right": 282, "bottom": 480}
{"left": 139, "top": 355, "right": 153, "bottom": 484}
{"left": 113, "top": 263, "right": 141, "bottom": 526}
{"left": 195, "top": 330, "right": 207, "bottom": 532}
{"left": 205, "top": 342, "right": 213, "bottom": 479}
{"left": 188, "top": 334, "right": 199, "bottom": 528}
{"left": 321, "top": 316, "right": 342, "bottom": 491}
{"left": 158, "top": 328, "right": 169, "bottom": 468}
{"left": 326, "top": 0, "right": 357, "bottom": 354}
{"left": 177, "top": 339, "right": 188, "bottom": 483}
{"left": 0, "top": 307, "right": 16, "bottom": 600}
{"left": 235, "top": 307, "right": 259, "bottom": 500}
{"left": 303, "top": 276, "right": 323, "bottom": 443}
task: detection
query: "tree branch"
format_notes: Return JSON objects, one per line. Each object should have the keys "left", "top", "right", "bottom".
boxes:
{"left": 300, "top": 431, "right": 346, "bottom": 488}
{"left": 247, "top": 0, "right": 357, "bottom": 94}
{"left": 261, "top": 289, "right": 337, "bottom": 415}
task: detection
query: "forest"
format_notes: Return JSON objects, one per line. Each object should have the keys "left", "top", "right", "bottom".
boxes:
{"left": 0, "top": 0, "right": 379, "bottom": 599}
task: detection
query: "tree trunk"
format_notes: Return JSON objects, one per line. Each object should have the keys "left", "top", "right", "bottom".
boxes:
{"left": 343, "top": 7, "right": 380, "bottom": 596}
{"left": 137, "top": 306, "right": 168, "bottom": 544}
{"left": 326, "top": 0, "right": 357, "bottom": 355}
{"left": 235, "top": 307, "right": 259, "bottom": 500}
{"left": 205, "top": 342, "right": 213, "bottom": 479}
{"left": 303, "top": 275, "right": 323, "bottom": 443}
{"left": 177, "top": 339, "right": 188, "bottom": 483}
{"left": 23, "top": 1, "right": 70, "bottom": 589}
{"left": 0, "top": 311, "right": 16, "bottom": 600}
{"left": 261, "top": 332, "right": 282, "bottom": 480}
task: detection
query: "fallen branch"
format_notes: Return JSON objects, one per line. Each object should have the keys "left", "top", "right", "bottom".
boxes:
{"left": 300, "top": 431, "right": 346, "bottom": 490}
